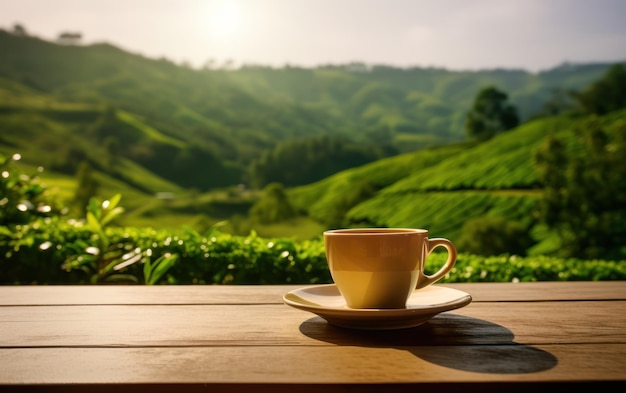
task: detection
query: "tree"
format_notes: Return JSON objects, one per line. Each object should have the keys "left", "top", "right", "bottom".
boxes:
{"left": 12, "top": 24, "right": 28, "bottom": 36}
{"left": 248, "top": 135, "right": 382, "bottom": 188}
{"left": 575, "top": 63, "right": 626, "bottom": 115}
{"left": 57, "top": 32, "right": 82, "bottom": 45}
{"left": 324, "top": 180, "right": 376, "bottom": 228}
{"left": 0, "top": 154, "right": 59, "bottom": 225}
{"left": 537, "top": 88, "right": 580, "bottom": 117}
{"left": 533, "top": 117, "right": 626, "bottom": 259}
{"left": 465, "top": 87, "right": 519, "bottom": 140}
{"left": 249, "top": 183, "right": 296, "bottom": 224}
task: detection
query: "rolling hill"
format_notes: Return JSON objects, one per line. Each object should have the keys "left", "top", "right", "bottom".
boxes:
{"left": 289, "top": 108, "right": 625, "bottom": 253}
{"left": 1, "top": 27, "right": 624, "bottom": 247}
{"left": 1, "top": 28, "right": 618, "bottom": 191}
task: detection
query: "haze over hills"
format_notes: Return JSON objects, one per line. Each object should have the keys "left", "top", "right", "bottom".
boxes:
{"left": 1, "top": 27, "right": 624, "bottom": 254}
{"left": 0, "top": 28, "right": 618, "bottom": 191}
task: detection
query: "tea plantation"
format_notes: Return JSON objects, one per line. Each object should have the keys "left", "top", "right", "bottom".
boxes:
{"left": 1, "top": 154, "right": 624, "bottom": 285}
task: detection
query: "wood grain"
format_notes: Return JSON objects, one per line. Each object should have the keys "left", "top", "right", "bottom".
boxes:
{"left": 1, "top": 302, "right": 625, "bottom": 347}
{"left": 1, "top": 281, "right": 625, "bottom": 306}
{"left": 0, "top": 282, "right": 625, "bottom": 391}
{"left": 1, "top": 344, "right": 625, "bottom": 384}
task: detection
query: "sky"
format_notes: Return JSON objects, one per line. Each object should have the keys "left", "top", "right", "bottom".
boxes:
{"left": 2, "top": 0, "right": 626, "bottom": 72}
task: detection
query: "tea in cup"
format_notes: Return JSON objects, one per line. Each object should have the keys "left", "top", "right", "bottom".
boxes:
{"left": 324, "top": 228, "right": 457, "bottom": 309}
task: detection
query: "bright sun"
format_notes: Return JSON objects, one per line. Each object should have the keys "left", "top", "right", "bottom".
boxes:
{"left": 208, "top": 1, "right": 243, "bottom": 38}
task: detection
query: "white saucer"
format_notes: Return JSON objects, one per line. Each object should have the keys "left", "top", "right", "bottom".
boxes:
{"left": 283, "top": 284, "right": 472, "bottom": 330}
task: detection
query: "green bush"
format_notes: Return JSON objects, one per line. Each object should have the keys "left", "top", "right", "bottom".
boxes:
{"left": 431, "top": 253, "right": 626, "bottom": 282}
{"left": 1, "top": 206, "right": 624, "bottom": 284}
{"left": 2, "top": 214, "right": 624, "bottom": 284}
{"left": 457, "top": 216, "right": 534, "bottom": 256}
{"left": 0, "top": 217, "right": 331, "bottom": 285}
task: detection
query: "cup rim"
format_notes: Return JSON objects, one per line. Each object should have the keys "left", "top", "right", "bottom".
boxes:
{"left": 324, "top": 228, "right": 428, "bottom": 235}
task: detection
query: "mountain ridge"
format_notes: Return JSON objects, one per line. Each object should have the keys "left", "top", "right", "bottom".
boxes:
{"left": 1, "top": 29, "right": 622, "bottom": 237}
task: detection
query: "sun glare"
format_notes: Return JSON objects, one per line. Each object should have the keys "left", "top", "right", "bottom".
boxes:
{"left": 208, "top": 1, "right": 243, "bottom": 38}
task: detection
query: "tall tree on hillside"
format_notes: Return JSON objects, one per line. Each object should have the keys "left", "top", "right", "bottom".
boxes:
{"left": 533, "top": 117, "right": 626, "bottom": 259}
{"left": 538, "top": 88, "right": 580, "bottom": 117}
{"left": 11, "top": 24, "right": 28, "bottom": 36}
{"left": 57, "top": 31, "right": 82, "bottom": 45}
{"left": 248, "top": 136, "right": 383, "bottom": 188}
{"left": 249, "top": 183, "right": 296, "bottom": 224}
{"left": 575, "top": 63, "right": 626, "bottom": 115}
{"left": 465, "top": 87, "right": 519, "bottom": 140}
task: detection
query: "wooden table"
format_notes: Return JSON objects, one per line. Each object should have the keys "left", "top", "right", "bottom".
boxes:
{"left": 1, "top": 282, "right": 625, "bottom": 392}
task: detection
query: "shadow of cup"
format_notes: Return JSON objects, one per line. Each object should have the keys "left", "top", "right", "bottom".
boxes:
{"left": 298, "top": 313, "right": 557, "bottom": 374}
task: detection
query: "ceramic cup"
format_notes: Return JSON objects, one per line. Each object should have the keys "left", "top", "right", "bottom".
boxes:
{"left": 323, "top": 228, "right": 457, "bottom": 309}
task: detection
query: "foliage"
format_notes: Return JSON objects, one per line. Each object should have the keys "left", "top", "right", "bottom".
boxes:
{"left": 535, "top": 88, "right": 581, "bottom": 117}
{"left": 288, "top": 142, "right": 472, "bottom": 225}
{"left": 297, "top": 108, "right": 622, "bottom": 259}
{"left": 456, "top": 216, "right": 534, "bottom": 256}
{"left": 438, "top": 253, "right": 626, "bottom": 282}
{"left": 575, "top": 63, "right": 626, "bottom": 115}
{"left": 0, "top": 154, "right": 176, "bottom": 284}
{"left": 0, "top": 153, "right": 63, "bottom": 225}
{"left": 347, "top": 191, "right": 539, "bottom": 244}
{"left": 323, "top": 179, "right": 376, "bottom": 228}
{"left": 1, "top": 218, "right": 624, "bottom": 284}
{"left": 318, "top": 117, "right": 567, "bottom": 243}
{"left": 73, "top": 160, "right": 99, "bottom": 213}
{"left": 465, "top": 86, "right": 519, "bottom": 141}
{"left": 249, "top": 183, "right": 296, "bottom": 224}
{"left": 1, "top": 151, "right": 625, "bottom": 285}
{"left": 2, "top": 30, "right": 626, "bottom": 266}
{"left": 379, "top": 117, "right": 565, "bottom": 193}
{"left": 0, "top": 30, "right": 616, "bottom": 197}
{"left": 248, "top": 135, "right": 390, "bottom": 188}
{"left": 60, "top": 193, "right": 141, "bottom": 284}
{"left": 0, "top": 218, "right": 331, "bottom": 285}
{"left": 533, "top": 116, "right": 626, "bottom": 259}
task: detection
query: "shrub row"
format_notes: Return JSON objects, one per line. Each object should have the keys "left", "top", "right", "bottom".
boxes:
{"left": 2, "top": 216, "right": 625, "bottom": 285}
{"left": 2, "top": 153, "right": 624, "bottom": 285}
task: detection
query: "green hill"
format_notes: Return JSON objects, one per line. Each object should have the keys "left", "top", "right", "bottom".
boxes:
{"left": 1, "top": 29, "right": 618, "bottom": 192}
{"left": 289, "top": 108, "right": 626, "bottom": 254}
{"left": 1, "top": 27, "right": 624, "bottom": 246}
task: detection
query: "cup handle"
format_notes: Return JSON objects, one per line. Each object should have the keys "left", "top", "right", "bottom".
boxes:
{"left": 415, "top": 238, "right": 457, "bottom": 289}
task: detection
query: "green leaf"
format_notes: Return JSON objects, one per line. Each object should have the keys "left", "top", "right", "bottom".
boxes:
{"left": 85, "top": 211, "right": 102, "bottom": 232}
{"left": 102, "top": 274, "right": 139, "bottom": 284}
{"left": 146, "top": 254, "right": 178, "bottom": 285}
{"left": 106, "top": 194, "right": 122, "bottom": 210}
{"left": 143, "top": 257, "right": 152, "bottom": 283}
{"left": 87, "top": 197, "right": 101, "bottom": 220}
{"left": 101, "top": 206, "right": 125, "bottom": 227}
